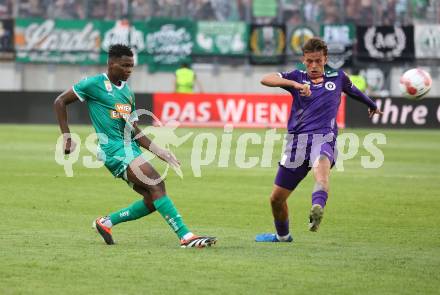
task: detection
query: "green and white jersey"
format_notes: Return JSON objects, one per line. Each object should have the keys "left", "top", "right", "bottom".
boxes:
{"left": 73, "top": 73, "right": 142, "bottom": 177}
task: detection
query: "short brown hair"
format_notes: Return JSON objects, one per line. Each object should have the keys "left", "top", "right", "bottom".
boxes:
{"left": 302, "top": 37, "right": 328, "bottom": 56}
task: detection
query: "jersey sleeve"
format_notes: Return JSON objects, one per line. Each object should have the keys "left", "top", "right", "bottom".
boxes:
{"left": 278, "top": 70, "right": 301, "bottom": 92}
{"left": 72, "top": 77, "right": 94, "bottom": 102}
{"left": 278, "top": 70, "right": 301, "bottom": 82}
{"left": 341, "top": 71, "right": 377, "bottom": 110}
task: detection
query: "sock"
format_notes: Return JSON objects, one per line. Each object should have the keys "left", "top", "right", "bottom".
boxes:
{"left": 109, "top": 199, "right": 152, "bottom": 226}
{"left": 182, "top": 232, "right": 194, "bottom": 240}
{"left": 101, "top": 217, "right": 113, "bottom": 228}
{"left": 312, "top": 190, "right": 328, "bottom": 208}
{"left": 274, "top": 219, "right": 290, "bottom": 237}
{"left": 276, "top": 234, "right": 291, "bottom": 241}
{"left": 153, "top": 195, "right": 190, "bottom": 239}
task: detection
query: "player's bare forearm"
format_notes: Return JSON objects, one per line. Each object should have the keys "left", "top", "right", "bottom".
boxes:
{"left": 54, "top": 88, "right": 79, "bottom": 135}
{"left": 132, "top": 123, "right": 164, "bottom": 157}
{"left": 261, "top": 73, "right": 302, "bottom": 89}
{"left": 132, "top": 123, "right": 153, "bottom": 150}
{"left": 132, "top": 123, "right": 180, "bottom": 167}
{"left": 54, "top": 88, "right": 80, "bottom": 154}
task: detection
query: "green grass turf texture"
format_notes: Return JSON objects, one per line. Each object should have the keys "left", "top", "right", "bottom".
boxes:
{"left": 0, "top": 124, "right": 439, "bottom": 295}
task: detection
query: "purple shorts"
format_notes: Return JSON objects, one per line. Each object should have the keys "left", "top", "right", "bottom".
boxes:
{"left": 274, "top": 133, "right": 337, "bottom": 191}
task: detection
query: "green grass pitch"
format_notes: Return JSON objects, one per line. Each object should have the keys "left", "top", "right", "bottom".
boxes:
{"left": 0, "top": 125, "right": 439, "bottom": 295}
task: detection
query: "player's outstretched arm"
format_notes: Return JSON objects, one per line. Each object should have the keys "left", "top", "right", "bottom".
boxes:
{"left": 131, "top": 122, "right": 180, "bottom": 168}
{"left": 261, "top": 73, "right": 311, "bottom": 96}
{"left": 342, "top": 72, "right": 383, "bottom": 118}
{"left": 54, "top": 88, "right": 80, "bottom": 154}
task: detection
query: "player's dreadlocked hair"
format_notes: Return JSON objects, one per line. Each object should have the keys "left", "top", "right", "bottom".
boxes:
{"left": 108, "top": 44, "right": 133, "bottom": 58}
{"left": 302, "top": 37, "right": 328, "bottom": 56}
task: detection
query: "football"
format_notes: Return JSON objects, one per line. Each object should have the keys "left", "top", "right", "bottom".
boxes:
{"left": 399, "top": 68, "right": 432, "bottom": 100}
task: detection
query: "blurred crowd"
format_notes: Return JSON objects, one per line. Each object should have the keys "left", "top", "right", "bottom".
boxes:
{"left": 282, "top": 0, "right": 438, "bottom": 25}
{"left": 0, "top": 0, "right": 438, "bottom": 25}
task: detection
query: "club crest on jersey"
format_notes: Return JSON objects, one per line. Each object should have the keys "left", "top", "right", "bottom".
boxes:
{"left": 325, "top": 81, "right": 336, "bottom": 91}
{"left": 104, "top": 80, "right": 112, "bottom": 92}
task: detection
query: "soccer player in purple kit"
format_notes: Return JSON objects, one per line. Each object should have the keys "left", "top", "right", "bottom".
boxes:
{"left": 255, "top": 37, "right": 383, "bottom": 242}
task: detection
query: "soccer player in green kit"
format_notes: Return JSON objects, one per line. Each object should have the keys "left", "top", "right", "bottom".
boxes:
{"left": 54, "top": 44, "right": 217, "bottom": 248}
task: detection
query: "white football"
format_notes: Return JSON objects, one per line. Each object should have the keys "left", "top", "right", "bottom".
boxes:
{"left": 399, "top": 68, "right": 432, "bottom": 100}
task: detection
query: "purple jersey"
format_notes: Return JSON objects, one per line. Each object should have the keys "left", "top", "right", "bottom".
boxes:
{"left": 279, "top": 68, "right": 377, "bottom": 135}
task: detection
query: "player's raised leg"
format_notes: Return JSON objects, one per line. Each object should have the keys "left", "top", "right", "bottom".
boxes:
{"left": 309, "top": 155, "right": 331, "bottom": 232}
{"left": 93, "top": 183, "right": 156, "bottom": 245}
{"left": 126, "top": 156, "right": 216, "bottom": 248}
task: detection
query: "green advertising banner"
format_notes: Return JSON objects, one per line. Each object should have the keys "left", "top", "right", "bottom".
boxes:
{"left": 252, "top": 0, "right": 278, "bottom": 18}
{"left": 16, "top": 18, "right": 249, "bottom": 70}
{"left": 320, "top": 24, "right": 355, "bottom": 47}
{"left": 15, "top": 18, "right": 196, "bottom": 68}
{"left": 287, "top": 25, "right": 317, "bottom": 55}
{"left": 15, "top": 18, "right": 152, "bottom": 65}
{"left": 249, "top": 24, "right": 286, "bottom": 65}
{"left": 145, "top": 18, "right": 195, "bottom": 72}
{"left": 194, "top": 21, "right": 248, "bottom": 55}
{"left": 320, "top": 23, "right": 355, "bottom": 68}
{"left": 15, "top": 18, "right": 102, "bottom": 64}
{"left": 100, "top": 20, "right": 149, "bottom": 65}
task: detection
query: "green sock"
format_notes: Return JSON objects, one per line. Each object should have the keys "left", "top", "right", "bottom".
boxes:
{"left": 109, "top": 199, "right": 152, "bottom": 226}
{"left": 153, "top": 195, "right": 190, "bottom": 239}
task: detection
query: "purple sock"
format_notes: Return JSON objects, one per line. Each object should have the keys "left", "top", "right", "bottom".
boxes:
{"left": 274, "top": 220, "right": 289, "bottom": 236}
{"left": 312, "top": 190, "right": 328, "bottom": 208}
